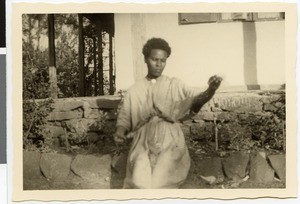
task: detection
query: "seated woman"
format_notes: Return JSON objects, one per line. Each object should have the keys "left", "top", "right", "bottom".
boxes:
{"left": 114, "top": 38, "right": 222, "bottom": 189}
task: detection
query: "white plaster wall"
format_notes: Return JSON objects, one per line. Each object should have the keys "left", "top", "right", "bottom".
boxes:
{"left": 114, "top": 14, "right": 135, "bottom": 90}
{"left": 255, "top": 21, "right": 285, "bottom": 85}
{"left": 144, "top": 13, "right": 245, "bottom": 88}
{"left": 114, "top": 13, "right": 285, "bottom": 90}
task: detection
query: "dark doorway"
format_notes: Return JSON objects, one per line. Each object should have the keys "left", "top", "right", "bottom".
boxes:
{"left": 79, "top": 14, "right": 115, "bottom": 96}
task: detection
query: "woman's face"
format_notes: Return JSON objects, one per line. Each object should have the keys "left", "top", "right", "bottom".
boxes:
{"left": 145, "top": 49, "right": 168, "bottom": 79}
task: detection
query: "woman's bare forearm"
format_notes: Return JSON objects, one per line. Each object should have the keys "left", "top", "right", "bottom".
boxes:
{"left": 190, "top": 75, "right": 222, "bottom": 114}
{"left": 190, "top": 87, "right": 216, "bottom": 113}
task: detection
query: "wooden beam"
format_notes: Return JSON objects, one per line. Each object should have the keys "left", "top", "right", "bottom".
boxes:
{"left": 109, "top": 34, "right": 114, "bottom": 95}
{"left": 93, "top": 37, "right": 98, "bottom": 96}
{"left": 78, "top": 14, "right": 85, "bottom": 96}
{"left": 97, "top": 24, "right": 104, "bottom": 95}
{"left": 48, "top": 14, "right": 58, "bottom": 99}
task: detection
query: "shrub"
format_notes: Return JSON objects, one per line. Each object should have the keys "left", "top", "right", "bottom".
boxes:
{"left": 23, "top": 41, "right": 55, "bottom": 152}
{"left": 23, "top": 99, "right": 54, "bottom": 152}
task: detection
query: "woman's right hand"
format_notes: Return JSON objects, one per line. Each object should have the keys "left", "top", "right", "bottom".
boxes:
{"left": 208, "top": 75, "right": 222, "bottom": 91}
{"left": 113, "top": 126, "right": 127, "bottom": 144}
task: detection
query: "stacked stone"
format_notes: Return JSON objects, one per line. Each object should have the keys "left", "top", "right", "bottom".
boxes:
{"left": 184, "top": 91, "right": 284, "bottom": 139}
{"left": 193, "top": 151, "right": 285, "bottom": 186}
{"left": 23, "top": 151, "right": 112, "bottom": 190}
{"left": 23, "top": 150, "right": 285, "bottom": 190}
{"left": 45, "top": 96, "right": 121, "bottom": 149}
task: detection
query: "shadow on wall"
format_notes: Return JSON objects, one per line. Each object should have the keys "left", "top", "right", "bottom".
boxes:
{"left": 243, "top": 22, "right": 259, "bottom": 91}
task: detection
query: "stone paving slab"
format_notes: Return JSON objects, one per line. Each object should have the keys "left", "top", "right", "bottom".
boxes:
{"left": 222, "top": 152, "right": 250, "bottom": 181}
{"left": 249, "top": 152, "right": 274, "bottom": 183}
{"left": 196, "top": 157, "right": 224, "bottom": 184}
{"left": 71, "top": 154, "right": 112, "bottom": 188}
{"left": 48, "top": 109, "right": 83, "bottom": 121}
{"left": 40, "top": 153, "right": 73, "bottom": 181}
{"left": 23, "top": 151, "right": 43, "bottom": 180}
{"left": 268, "top": 154, "right": 286, "bottom": 182}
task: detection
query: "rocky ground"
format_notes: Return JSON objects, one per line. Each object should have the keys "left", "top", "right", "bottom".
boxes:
{"left": 23, "top": 140, "right": 286, "bottom": 190}
{"left": 110, "top": 150, "right": 285, "bottom": 189}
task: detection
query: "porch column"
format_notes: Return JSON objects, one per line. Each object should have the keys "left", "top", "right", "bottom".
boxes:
{"left": 78, "top": 14, "right": 85, "bottom": 96}
{"left": 131, "top": 14, "right": 147, "bottom": 81}
{"left": 97, "top": 23, "right": 104, "bottom": 95}
{"left": 48, "top": 14, "right": 58, "bottom": 99}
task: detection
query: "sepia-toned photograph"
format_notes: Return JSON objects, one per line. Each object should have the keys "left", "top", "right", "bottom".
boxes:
{"left": 10, "top": 1, "right": 297, "bottom": 201}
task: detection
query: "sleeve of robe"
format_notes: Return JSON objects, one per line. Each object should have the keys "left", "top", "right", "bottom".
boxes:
{"left": 155, "top": 77, "right": 203, "bottom": 121}
{"left": 174, "top": 77, "right": 203, "bottom": 99}
{"left": 177, "top": 78, "right": 213, "bottom": 121}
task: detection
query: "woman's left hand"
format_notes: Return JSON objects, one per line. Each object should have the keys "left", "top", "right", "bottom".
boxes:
{"left": 208, "top": 75, "right": 223, "bottom": 91}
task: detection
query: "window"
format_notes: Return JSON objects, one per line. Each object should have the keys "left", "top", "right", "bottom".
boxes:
{"left": 179, "top": 12, "right": 285, "bottom": 25}
{"left": 253, "top": 12, "right": 285, "bottom": 21}
{"left": 179, "top": 13, "right": 218, "bottom": 24}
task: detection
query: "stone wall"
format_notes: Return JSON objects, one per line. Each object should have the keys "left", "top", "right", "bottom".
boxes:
{"left": 44, "top": 96, "right": 121, "bottom": 151}
{"left": 46, "top": 95, "right": 120, "bottom": 135}
{"left": 44, "top": 91, "right": 285, "bottom": 151}
{"left": 181, "top": 91, "right": 285, "bottom": 152}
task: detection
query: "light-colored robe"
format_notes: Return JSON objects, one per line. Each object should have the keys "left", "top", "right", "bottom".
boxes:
{"left": 116, "top": 75, "right": 201, "bottom": 189}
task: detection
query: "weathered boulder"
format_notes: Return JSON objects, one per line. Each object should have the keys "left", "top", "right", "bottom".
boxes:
{"left": 71, "top": 154, "right": 112, "bottom": 188}
{"left": 260, "top": 95, "right": 281, "bottom": 104}
{"left": 83, "top": 109, "right": 117, "bottom": 121}
{"left": 52, "top": 100, "right": 83, "bottom": 112}
{"left": 82, "top": 96, "right": 121, "bottom": 109}
{"left": 268, "top": 154, "right": 286, "bottom": 182}
{"left": 23, "top": 151, "right": 43, "bottom": 180}
{"left": 47, "top": 125, "right": 65, "bottom": 137}
{"left": 83, "top": 102, "right": 111, "bottom": 120}
{"left": 48, "top": 109, "right": 83, "bottom": 121}
{"left": 95, "top": 98, "right": 121, "bottom": 109}
{"left": 222, "top": 152, "right": 250, "bottom": 181}
{"left": 213, "top": 94, "right": 263, "bottom": 113}
{"left": 249, "top": 152, "right": 274, "bottom": 183}
{"left": 196, "top": 157, "right": 224, "bottom": 184}
{"left": 65, "top": 118, "right": 95, "bottom": 133}
{"left": 83, "top": 109, "right": 104, "bottom": 119}
{"left": 40, "top": 153, "right": 73, "bottom": 181}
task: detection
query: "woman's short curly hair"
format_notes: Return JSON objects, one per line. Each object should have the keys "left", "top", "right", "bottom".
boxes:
{"left": 142, "top": 38, "right": 171, "bottom": 59}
